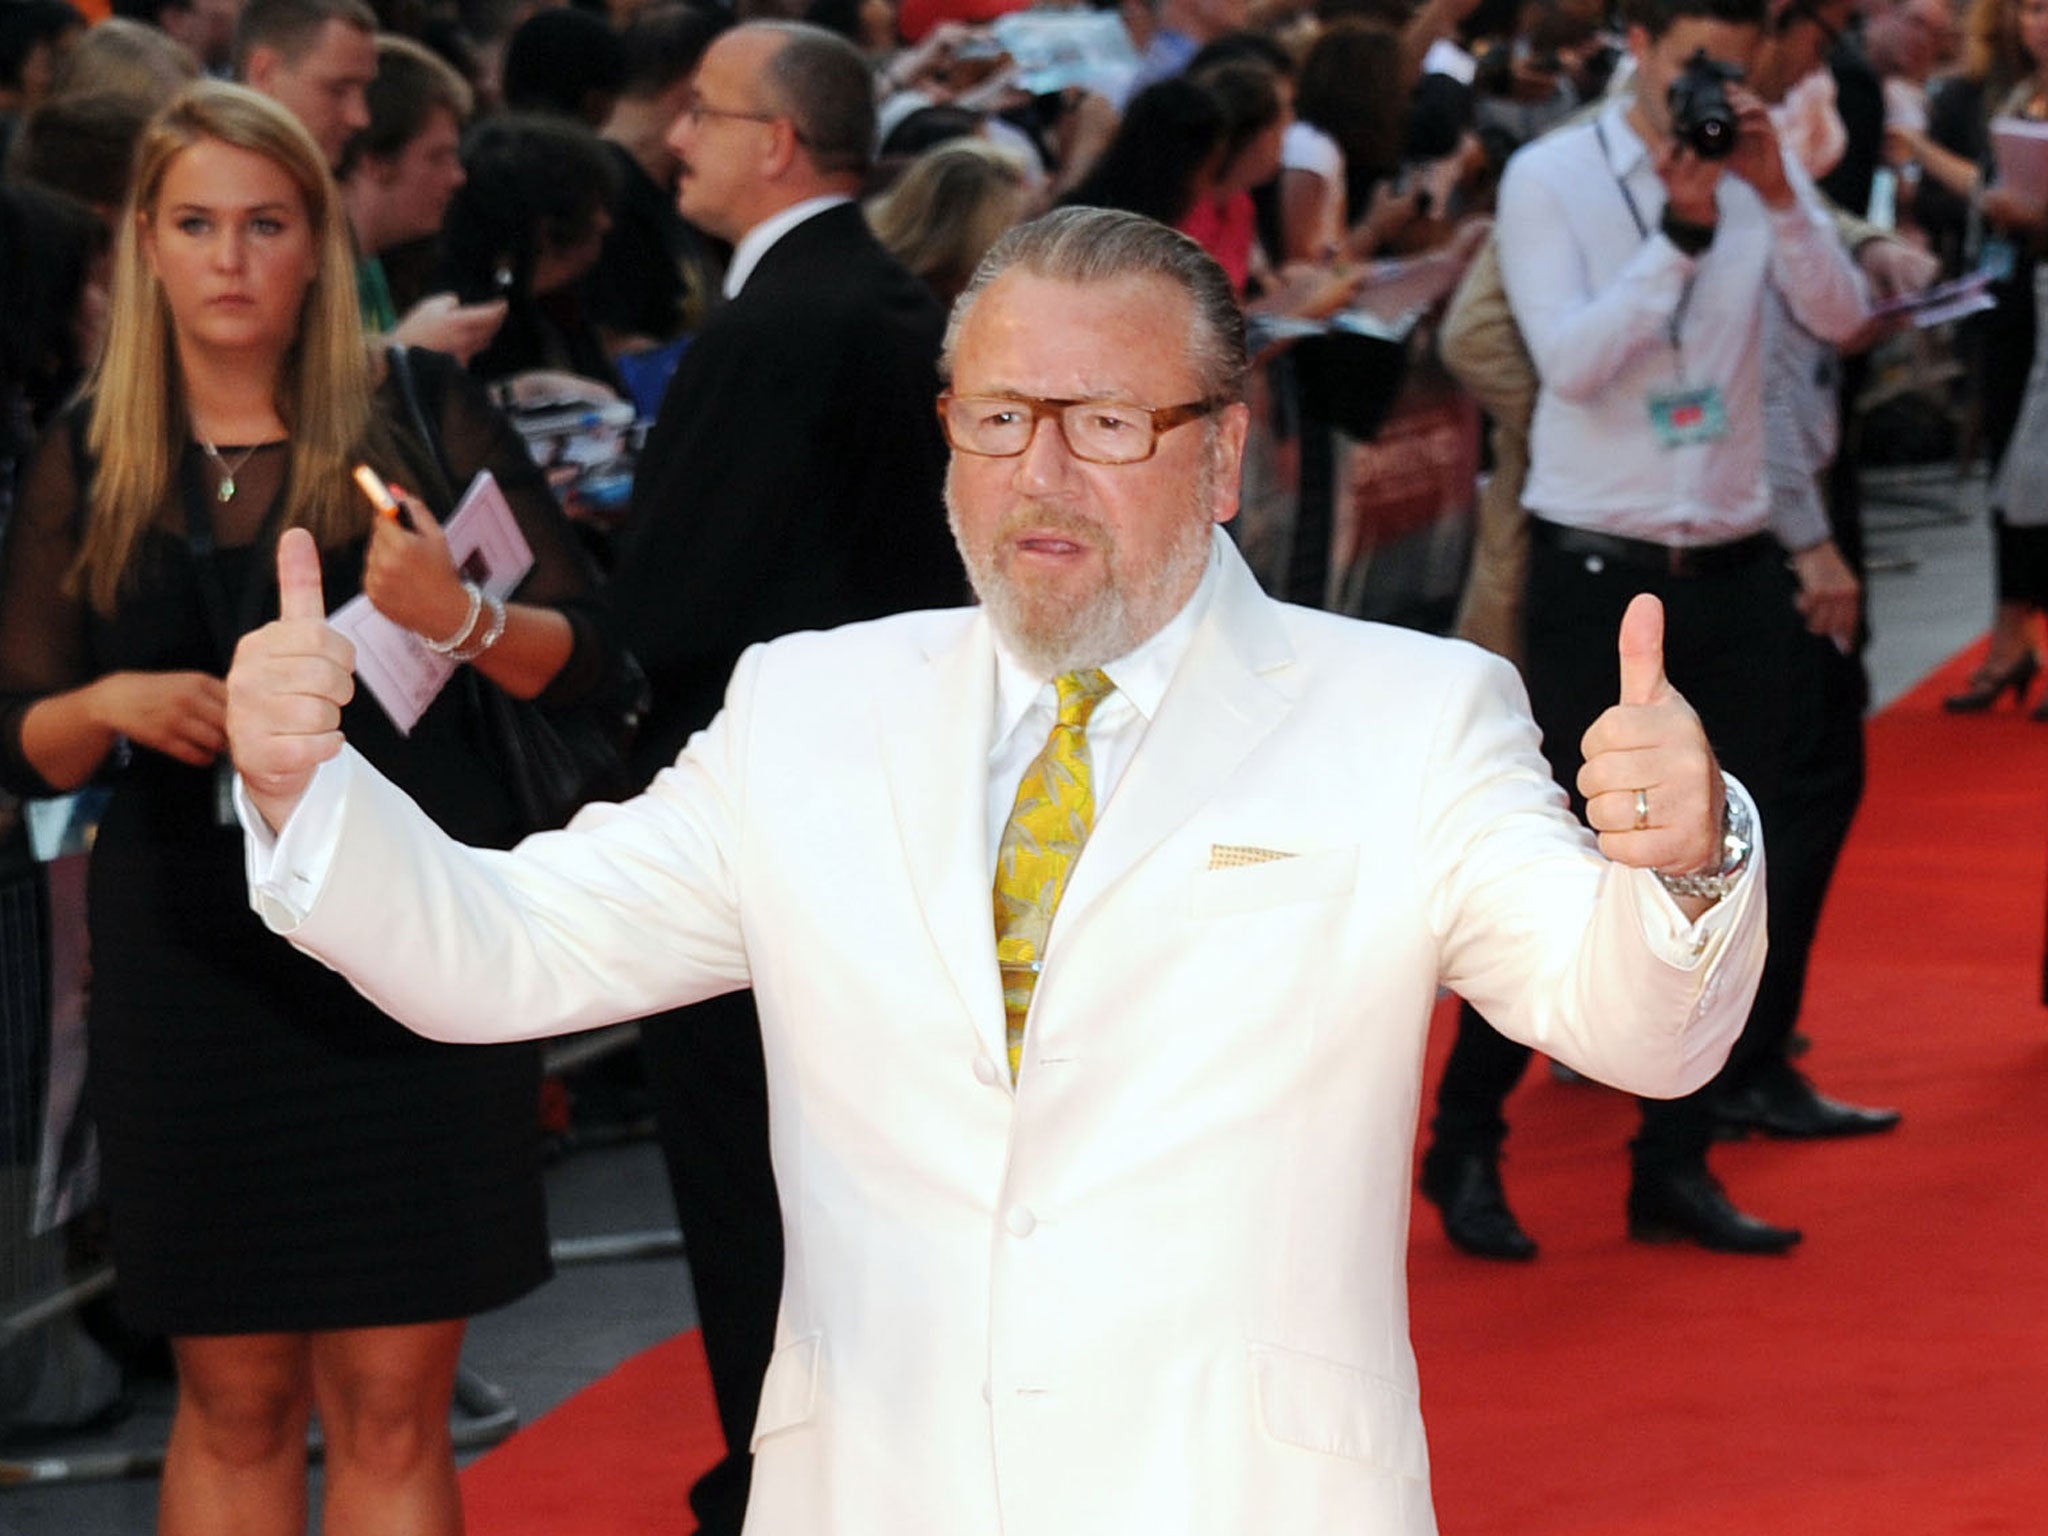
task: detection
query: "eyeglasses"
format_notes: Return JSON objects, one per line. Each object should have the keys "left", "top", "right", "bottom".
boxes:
{"left": 682, "top": 98, "right": 809, "bottom": 144}
{"left": 937, "top": 392, "right": 1226, "bottom": 465}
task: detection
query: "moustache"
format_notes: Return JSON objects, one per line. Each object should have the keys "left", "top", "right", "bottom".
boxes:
{"left": 995, "top": 506, "right": 1109, "bottom": 546}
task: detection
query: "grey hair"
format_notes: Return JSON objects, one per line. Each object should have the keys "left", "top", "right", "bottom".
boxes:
{"left": 751, "top": 21, "right": 874, "bottom": 177}
{"left": 940, "top": 207, "right": 1250, "bottom": 404}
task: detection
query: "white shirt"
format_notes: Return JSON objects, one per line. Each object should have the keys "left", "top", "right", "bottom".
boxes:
{"left": 1496, "top": 98, "right": 1867, "bottom": 544}
{"left": 1421, "top": 37, "right": 1477, "bottom": 86}
{"left": 983, "top": 540, "right": 1219, "bottom": 873}
{"left": 1279, "top": 121, "right": 1346, "bottom": 260}
{"left": 1763, "top": 287, "right": 1839, "bottom": 553}
{"left": 1280, "top": 120, "right": 1343, "bottom": 182}
{"left": 722, "top": 194, "right": 853, "bottom": 299}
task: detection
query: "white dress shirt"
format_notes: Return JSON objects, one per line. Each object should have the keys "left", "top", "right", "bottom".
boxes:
{"left": 1497, "top": 97, "right": 1867, "bottom": 544}
{"left": 983, "top": 540, "right": 1219, "bottom": 873}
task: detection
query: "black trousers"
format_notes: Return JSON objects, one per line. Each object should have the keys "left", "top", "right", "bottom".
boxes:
{"left": 1737, "top": 432, "right": 1874, "bottom": 1077}
{"left": 1433, "top": 527, "right": 1797, "bottom": 1176}
{"left": 1738, "top": 607, "right": 1869, "bottom": 1087}
{"left": 639, "top": 990, "right": 783, "bottom": 1536}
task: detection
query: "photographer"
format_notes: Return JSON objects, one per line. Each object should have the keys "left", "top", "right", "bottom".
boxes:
{"left": 1419, "top": 0, "right": 1873, "bottom": 1260}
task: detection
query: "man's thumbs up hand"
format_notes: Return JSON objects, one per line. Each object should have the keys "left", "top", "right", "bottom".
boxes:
{"left": 1615, "top": 587, "right": 1671, "bottom": 706}
{"left": 227, "top": 528, "right": 357, "bottom": 833}
{"left": 1577, "top": 594, "right": 1725, "bottom": 885}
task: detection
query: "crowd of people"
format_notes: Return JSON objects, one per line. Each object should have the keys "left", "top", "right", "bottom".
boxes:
{"left": 0, "top": 0, "right": 2028, "bottom": 1530}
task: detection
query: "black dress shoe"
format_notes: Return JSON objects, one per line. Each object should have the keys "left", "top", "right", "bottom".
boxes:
{"left": 1627, "top": 1166, "right": 1802, "bottom": 1253}
{"left": 1419, "top": 1147, "right": 1538, "bottom": 1260}
{"left": 1714, "top": 1070, "right": 1902, "bottom": 1140}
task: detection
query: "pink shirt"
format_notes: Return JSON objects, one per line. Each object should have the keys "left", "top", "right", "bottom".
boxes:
{"left": 1178, "top": 191, "right": 1256, "bottom": 297}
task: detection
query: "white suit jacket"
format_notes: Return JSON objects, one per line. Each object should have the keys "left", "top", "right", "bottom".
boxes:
{"left": 251, "top": 534, "right": 1765, "bottom": 1536}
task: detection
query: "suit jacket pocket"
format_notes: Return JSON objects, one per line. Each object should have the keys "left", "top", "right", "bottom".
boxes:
{"left": 749, "top": 1333, "right": 822, "bottom": 1450}
{"left": 1188, "top": 845, "right": 1359, "bottom": 919}
{"left": 1249, "top": 1340, "right": 1429, "bottom": 1479}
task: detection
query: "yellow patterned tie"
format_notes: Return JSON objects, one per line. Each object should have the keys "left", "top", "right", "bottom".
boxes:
{"left": 994, "top": 669, "right": 1116, "bottom": 1082}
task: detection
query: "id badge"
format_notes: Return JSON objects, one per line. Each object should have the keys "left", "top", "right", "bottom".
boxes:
{"left": 1648, "top": 384, "right": 1727, "bottom": 448}
{"left": 1981, "top": 235, "right": 2018, "bottom": 284}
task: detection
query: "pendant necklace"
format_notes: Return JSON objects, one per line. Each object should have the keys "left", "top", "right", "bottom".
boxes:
{"left": 199, "top": 437, "right": 261, "bottom": 503}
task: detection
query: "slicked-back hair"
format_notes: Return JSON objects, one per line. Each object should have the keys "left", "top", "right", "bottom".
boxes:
{"left": 233, "top": 0, "right": 376, "bottom": 75}
{"left": 941, "top": 206, "right": 1249, "bottom": 406}
{"left": 1622, "top": 0, "right": 1769, "bottom": 37}
{"left": 752, "top": 20, "right": 873, "bottom": 177}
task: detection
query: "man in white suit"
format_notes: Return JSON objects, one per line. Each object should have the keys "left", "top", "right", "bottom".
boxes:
{"left": 226, "top": 208, "right": 1767, "bottom": 1535}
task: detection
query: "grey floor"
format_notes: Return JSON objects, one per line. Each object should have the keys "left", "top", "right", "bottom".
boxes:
{"left": 0, "top": 463, "right": 2001, "bottom": 1535}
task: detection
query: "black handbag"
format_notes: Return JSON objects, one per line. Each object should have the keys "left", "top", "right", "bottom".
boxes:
{"left": 386, "top": 347, "right": 648, "bottom": 833}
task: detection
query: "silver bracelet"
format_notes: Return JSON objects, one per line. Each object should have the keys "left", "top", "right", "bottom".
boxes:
{"left": 448, "top": 591, "right": 507, "bottom": 662}
{"left": 421, "top": 580, "right": 483, "bottom": 655}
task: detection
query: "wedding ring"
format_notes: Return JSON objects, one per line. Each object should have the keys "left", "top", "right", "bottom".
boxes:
{"left": 1633, "top": 788, "right": 1651, "bottom": 832}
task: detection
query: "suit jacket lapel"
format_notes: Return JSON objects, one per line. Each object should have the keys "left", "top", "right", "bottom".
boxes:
{"left": 1056, "top": 538, "right": 1297, "bottom": 933}
{"left": 875, "top": 614, "right": 1011, "bottom": 1071}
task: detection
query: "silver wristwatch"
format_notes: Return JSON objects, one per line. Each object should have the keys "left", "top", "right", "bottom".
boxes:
{"left": 1655, "top": 783, "right": 1753, "bottom": 902}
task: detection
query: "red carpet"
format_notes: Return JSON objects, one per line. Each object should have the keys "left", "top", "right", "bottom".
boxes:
{"left": 459, "top": 1329, "right": 724, "bottom": 1533}
{"left": 463, "top": 644, "right": 2048, "bottom": 1533}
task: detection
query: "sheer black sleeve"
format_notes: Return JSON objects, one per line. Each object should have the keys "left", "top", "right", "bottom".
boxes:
{"left": 0, "top": 414, "right": 94, "bottom": 798}
{"left": 405, "top": 349, "right": 619, "bottom": 710}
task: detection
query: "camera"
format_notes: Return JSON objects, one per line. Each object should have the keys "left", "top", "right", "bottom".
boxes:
{"left": 1667, "top": 49, "right": 1744, "bottom": 160}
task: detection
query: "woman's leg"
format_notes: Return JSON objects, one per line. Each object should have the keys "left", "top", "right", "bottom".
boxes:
{"left": 1990, "top": 512, "right": 2048, "bottom": 670}
{"left": 310, "top": 1319, "right": 467, "bottom": 1536}
{"left": 161, "top": 1332, "right": 313, "bottom": 1536}
{"left": 1983, "top": 597, "right": 2037, "bottom": 671}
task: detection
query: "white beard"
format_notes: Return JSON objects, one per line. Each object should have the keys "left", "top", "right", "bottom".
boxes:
{"left": 946, "top": 471, "right": 1215, "bottom": 676}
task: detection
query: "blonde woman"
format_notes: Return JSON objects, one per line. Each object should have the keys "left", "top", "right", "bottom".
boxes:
{"left": 0, "top": 82, "right": 619, "bottom": 1534}
{"left": 867, "top": 136, "right": 1033, "bottom": 308}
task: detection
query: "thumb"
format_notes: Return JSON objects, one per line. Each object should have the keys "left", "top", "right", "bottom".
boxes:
{"left": 1617, "top": 591, "right": 1668, "bottom": 706}
{"left": 276, "top": 527, "right": 328, "bottom": 623}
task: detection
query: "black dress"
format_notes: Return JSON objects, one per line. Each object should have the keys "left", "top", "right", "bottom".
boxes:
{"left": 0, "top": 352, "right": 611, "bottom": 1335}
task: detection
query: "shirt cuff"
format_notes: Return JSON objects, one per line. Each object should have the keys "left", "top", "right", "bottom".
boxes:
{"left": 1769, "top": 197, "right": 1830, "bottom": 245}
{"left": 1628, "top": 774, "right": 1760, "bottom": 968}
{"left": 239, "top": 749, "right": 355, "bottom": 933}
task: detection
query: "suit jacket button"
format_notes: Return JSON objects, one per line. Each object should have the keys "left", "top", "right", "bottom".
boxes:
{"left": 1004, "top": 1205, "right": 1037, "bottom": 1237}
{"left": 973, "top": 1055, "right": 1001, "bottom": 1086}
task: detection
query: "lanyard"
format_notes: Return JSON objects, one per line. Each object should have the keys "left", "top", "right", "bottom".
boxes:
{"left": 1594, "top": 119, "right": 1698, "bottom": 362}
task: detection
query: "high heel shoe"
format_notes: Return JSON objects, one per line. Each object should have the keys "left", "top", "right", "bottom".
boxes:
{"left": 1944, "top": 652, "right": 2041, "bottom": 712}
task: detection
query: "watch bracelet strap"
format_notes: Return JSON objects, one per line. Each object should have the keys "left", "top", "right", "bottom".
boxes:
{"left": 1653, "top": 779, "right": 1747, "bottom": 899}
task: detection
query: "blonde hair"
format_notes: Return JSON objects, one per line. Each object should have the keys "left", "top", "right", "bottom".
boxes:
{"left": 78, "top": 80, "right": 376, "bottom": 615}
{"left": 867, "top": 139, "right": 1031, "bottom": 309}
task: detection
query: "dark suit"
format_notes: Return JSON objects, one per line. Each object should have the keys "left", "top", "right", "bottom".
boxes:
{"left": 605, "top": 200, "right": 964, "bottom": 1535}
